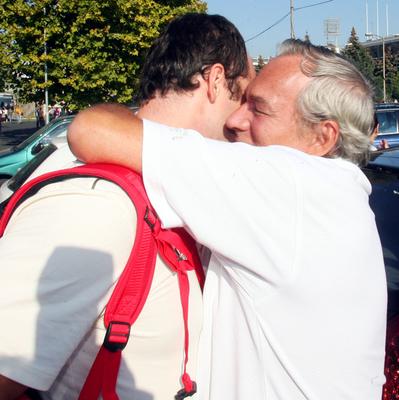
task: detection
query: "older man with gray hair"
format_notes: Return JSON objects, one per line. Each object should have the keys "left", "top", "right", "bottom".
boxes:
{"left": 69, "top": 38, "right": 386, "bottom": 400}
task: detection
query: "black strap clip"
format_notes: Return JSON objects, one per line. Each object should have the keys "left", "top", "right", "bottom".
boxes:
{"left": 175, "top": 382, "right": 197, "bottom": 400}
{"left": 144, "top": 206, "right": 158, "bottom": 231}
{"left": 103, "top": 321, "right": 131, "bottom": 352}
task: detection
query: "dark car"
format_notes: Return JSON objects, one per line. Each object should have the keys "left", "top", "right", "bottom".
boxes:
{"left": 374, "top": 103, "right": 399, "bottom": 148}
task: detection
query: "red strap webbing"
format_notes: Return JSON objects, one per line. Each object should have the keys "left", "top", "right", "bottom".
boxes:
{"left": 78, "top": 347, "right": 122, "bottom": 400}
{"left": 155, "top": 228, "right": 205, "bottom": 397}
{"left": 0, "top": 164, "right": 148, "bottom": 236}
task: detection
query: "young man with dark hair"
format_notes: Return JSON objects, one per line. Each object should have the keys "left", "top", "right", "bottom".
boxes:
{"left": 135, "top": 13, "right": 253, "bottom": 142}
{"left": 0, "top": 13, "right": 254, "bottom": 400}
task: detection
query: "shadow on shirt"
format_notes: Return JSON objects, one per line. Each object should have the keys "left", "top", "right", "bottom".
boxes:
{"left": 29, "top": 246, "right": 153, "bottom": 400}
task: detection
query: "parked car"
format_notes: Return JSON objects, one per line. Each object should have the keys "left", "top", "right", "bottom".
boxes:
{"left": 374, "top": 103, "right": 399, "bottom": 148}
{"left": 0, "top": 143, "right": 58, "bottom": 203}
{"left": 0, "top": 115, "right": 74, "bottom": 181}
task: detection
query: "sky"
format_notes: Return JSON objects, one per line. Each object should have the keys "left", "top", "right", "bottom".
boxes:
{"left": 206, "top": 0, "right": 399, "bottom": 58}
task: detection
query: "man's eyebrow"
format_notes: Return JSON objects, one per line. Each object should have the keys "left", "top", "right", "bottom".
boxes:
{"left": 248, "top": 94, "right": 268, "bottom": 105}
{"left": 248, "top": 94, "right": 273, "bottom": 112}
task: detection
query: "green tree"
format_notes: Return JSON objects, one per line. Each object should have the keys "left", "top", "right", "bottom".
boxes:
{"left": 374, "top": 46, "right": 397, "bottom": 101}
{"left": 392, "top": 75, "right": 399, "bottom": 102}
{"left": 342, "top": 27, "right": 379, "bottom": 99}
{"left": 0, "top": 62, "right": 9, "bottom": 92}
{"left": 391, "top": 51, "right": 399, "bottom": 101}
{"left": 0, "top": 0, "right": 206, "bottom": 110}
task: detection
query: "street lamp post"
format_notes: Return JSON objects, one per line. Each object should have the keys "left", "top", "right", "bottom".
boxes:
{"left": 366, "top": 33, "right": 386, "bottom": 103}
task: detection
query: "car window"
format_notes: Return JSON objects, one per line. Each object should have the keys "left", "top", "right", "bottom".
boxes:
{"left": 39, "top": 122, "right": 69, "bottom": 146}
{"left": 377, "top": 111, "right": 399, "bottom": 134}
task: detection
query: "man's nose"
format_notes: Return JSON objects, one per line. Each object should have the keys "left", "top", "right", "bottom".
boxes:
{"left": 225, "top": 104, "right": 251, "bottom": 134}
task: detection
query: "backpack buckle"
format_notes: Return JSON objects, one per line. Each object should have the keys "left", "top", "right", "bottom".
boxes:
{"left": 175, "top": 382, "right": 197, "bottom": 400}
{"left": 103, "top": 321, "right": 131, "bottom": 352}
{"left": 174, "top": 248, "right": 188, "bottom": 262}
{"left": 144, "top": 207, "right": 159, "bottom": 232}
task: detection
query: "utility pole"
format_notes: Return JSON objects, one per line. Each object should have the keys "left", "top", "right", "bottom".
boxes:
{"left": 290, "top": 0, "right": 295, "bottom": 39}
{"left": 386, "top": 1, "right": 389, "bottom": 37}
{"left": 376, "top": 0, "right": 379, "bottom": 37}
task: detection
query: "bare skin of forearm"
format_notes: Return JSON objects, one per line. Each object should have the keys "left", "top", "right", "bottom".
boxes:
{"left": 0, "top": 375, "right": 27, "bottom": 400}
{"left": 67, "top": 103, "right": 144, "bottom": 173}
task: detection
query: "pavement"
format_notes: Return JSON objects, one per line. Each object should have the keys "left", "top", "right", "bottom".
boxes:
{"left": 0, "top": 120, "right": 39, "bottom": 150}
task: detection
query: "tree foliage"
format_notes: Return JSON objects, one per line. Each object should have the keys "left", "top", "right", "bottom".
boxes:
{"left": 0, "top": 61, "right": 8, "bottom": 92}
{"left": 0, "top": 0, "right": 207, "bottom": 110}
{"left": 342, "top": 27, "right": 377, "bottom": 88}
{"left": 384, "top": 47, "right": 399, "bottom": 101}
{"left": 342, "top": 27, "right": 399, "bottom": 102}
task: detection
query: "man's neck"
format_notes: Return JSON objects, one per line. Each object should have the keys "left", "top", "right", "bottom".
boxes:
{"left": 136, "top": 91, "right": 205, "bottom": 132}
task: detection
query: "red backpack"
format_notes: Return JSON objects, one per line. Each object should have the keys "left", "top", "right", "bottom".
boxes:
{"left": 0, "top": 163, "right": 205, "bottom": 400}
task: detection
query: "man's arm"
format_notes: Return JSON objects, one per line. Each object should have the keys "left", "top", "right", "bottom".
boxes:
{"left": 67, "top": 104, "right": 143, "bottom": 173}
{"left": 0, "top": 375, "right": 27, "bottom": 400}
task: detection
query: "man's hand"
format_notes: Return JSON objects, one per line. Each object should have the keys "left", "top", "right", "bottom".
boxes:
{"left": 67, "top": 103, "right": 144, "bottom": 173}
{"left": 0, "top": 374, "right": 27, "bottom": 400}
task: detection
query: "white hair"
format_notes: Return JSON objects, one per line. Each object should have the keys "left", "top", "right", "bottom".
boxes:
{"left": 279, "top": 39, "right": 375, "bottom": 165}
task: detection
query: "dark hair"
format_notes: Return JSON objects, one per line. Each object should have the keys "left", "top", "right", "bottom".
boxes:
{"left": 138, "top": 13, "right": 248, "bottom": 103}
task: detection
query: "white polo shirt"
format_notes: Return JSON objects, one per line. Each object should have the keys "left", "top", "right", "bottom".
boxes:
{"left": 142, "top": 119, "right": 387, "bottom": 400}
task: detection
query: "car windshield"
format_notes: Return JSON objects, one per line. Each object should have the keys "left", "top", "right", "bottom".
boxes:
{"left": 13, "top": 118, "right": 71, "bottom": 151}
{"left": 378, "top": 111, "right": 399, "bottom": 134}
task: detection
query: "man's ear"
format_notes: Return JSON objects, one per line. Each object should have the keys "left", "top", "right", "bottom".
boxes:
{"left": 205, "top": 63, "right": 225, "bottom": 103}
{"left": 309, "top": 120, "right": 340, "bottom": 157}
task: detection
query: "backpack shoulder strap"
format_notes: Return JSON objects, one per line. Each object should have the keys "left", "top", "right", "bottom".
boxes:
{"left": 1, "top": 163, "right": 149, "bottom": 236}
{"left": 1, "top": 163, "right": 157, "bottom": 330}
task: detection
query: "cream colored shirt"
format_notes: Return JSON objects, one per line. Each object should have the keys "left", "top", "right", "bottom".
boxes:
{"left": 0, "top": 145, "right": 202, "bottom": 399}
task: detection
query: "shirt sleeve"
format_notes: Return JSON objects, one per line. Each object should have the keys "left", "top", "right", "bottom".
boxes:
{"left": 142, "top": 119, "right": 299, "bottom": 284}
{"left": 0, "top": 178, "right": 135, "bottom": 390}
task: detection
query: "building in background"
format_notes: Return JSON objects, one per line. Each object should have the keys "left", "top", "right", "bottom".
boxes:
{"left": 363, "top": 35, "right": 399, "bottom": 58}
